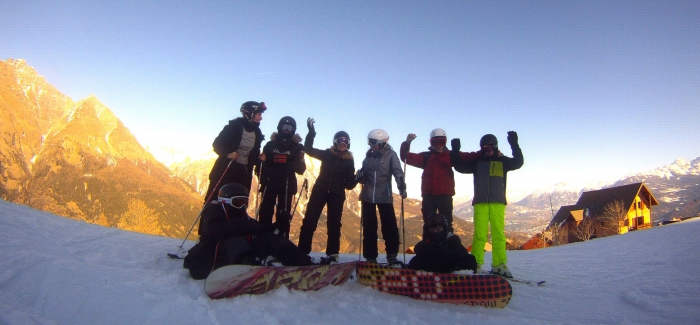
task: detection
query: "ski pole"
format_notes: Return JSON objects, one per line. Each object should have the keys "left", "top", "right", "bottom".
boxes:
{"left": 401, "top": 159, "right": 407, "bottom": 264}
{"left": 291, "top": 178, "right": 308, "bottom": 216}
{"left": 358, "top": 183, "right": 364, "bottom": 261}
{"left": 283, "top": 176, "right": 289, "bottom": 238}
{"left": 169, "top": 160, "right": 232, "bottom": 258}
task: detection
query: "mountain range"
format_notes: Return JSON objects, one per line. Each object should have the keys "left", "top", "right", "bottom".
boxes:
{"left": 1, "top": 58, "right": 202, "bottom": 238}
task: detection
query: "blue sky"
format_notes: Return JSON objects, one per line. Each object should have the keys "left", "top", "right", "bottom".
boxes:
{"left": 3, "top": 1, "right": 699, "bottom": 201}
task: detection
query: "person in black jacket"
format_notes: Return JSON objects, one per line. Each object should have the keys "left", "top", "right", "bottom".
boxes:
{"left": 183, "top": 183, "right": 313, "bottom": 280}
{"left": 407, "top": 214, "right": 477, "bottom": 273}
{"left": 257, "top": 116, "right": 306, "bottom": 237}
{"left": 204, "top": 101, "right": 266, "bottom": 203}
{"left": 297, "top": 118, "right": 357, "bottom": 264}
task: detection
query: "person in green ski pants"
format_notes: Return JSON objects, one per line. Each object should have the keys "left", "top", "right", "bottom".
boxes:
{"left": 451, "top": 131, "right": 523, "bottom": 277}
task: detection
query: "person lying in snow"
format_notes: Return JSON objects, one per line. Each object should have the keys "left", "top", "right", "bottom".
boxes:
{"left": 184, "top": 183, "right": 313, "bottom": 280}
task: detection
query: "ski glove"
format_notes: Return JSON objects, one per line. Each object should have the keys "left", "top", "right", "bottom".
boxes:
{"left": 451, "top": 138, "right": 461, "bottom": 152}
{"left": 307, "top": 117, "right": 316, "bottom": 134}
{"left": 397, "top": 177, "right": 407, "bottom": 199}
{"left": 507, "top": 131, "right": 519, "bottom": 147}
{"left": 354, "top": 169, "right": 364, "bottom": 182}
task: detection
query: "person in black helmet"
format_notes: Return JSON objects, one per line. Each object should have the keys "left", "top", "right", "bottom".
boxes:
{"left": 257, "top": 116, "right": 306, "bottom": 238}
{"left": 407, "top": 214, "right": 477, "bottom": 273}
{"left": 297, "top": 118, "right": 356, "bottom": 264}
{"left": 204, "top": 101, "right": 266, "bottom": 204}
{"left": 451, "top": 131, "right": 523, "bottom": 278}
{"left": 184, "top": 183, "right": 314, "bottom": 280}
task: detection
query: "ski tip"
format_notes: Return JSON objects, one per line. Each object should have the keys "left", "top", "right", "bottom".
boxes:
{"left": 167, "top": 253, "right": 185, "bottom": 259}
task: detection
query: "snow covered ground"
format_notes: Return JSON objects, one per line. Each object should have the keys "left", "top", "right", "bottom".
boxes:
{"left": 1, "top": 199, "right": 698, "bottom": 325}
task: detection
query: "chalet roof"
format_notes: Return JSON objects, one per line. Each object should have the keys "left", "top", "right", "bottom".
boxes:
{"left": 547, "top": 182, "right": 658, "bottom": 227}
{"left": 575, "top": 182, "right": 659, "bottom": 218}
{"left": 549, "top": 205, "right": 578, "bottom": 228}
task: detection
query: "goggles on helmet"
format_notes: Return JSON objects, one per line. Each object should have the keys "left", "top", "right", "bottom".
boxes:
{"left": 218, "top": 196, "right": 249, "bottom": 209}
{"left": 280, "top": 124, "right": 294, "bottom": 132}
{"left": 334, "top": 137, "right": 350, "bottom": 145}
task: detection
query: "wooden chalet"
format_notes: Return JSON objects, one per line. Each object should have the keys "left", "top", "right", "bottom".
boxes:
{"left": 546, "top": 182, "right": 658, "bottom": 245}
{"left": 521, "top": 233, "right": 551, "bottom": 250}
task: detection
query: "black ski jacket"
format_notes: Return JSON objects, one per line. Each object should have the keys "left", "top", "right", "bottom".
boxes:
{"left": 258, "top": 132, "right": 306, "bottom": 193}
{"left": 304, "top": 132, "right": 356, "bottom": 198}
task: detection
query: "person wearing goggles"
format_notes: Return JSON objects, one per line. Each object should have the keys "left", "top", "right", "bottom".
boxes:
{"left": 184, "top": 183, "right": 314, "bottom": 280}
{"left": 205, "top": 101, "right": 266, "bottom": 204}
{"left": 257, "top": 116, "right": 306, "bottom": 239}
{"left": 451, "top": 131, "right": 524, "bottom": 278}
{"left": 297, "top": 118, "right": 357, "bottom": 265}
{"left": 407, "top": 214, "right": 477, "bottom": 274}
{"left": 355, "top": 129, "right": 405, "bottom": 266}
{"left": 399, "top": 128, "right": 483, "bottom": 234}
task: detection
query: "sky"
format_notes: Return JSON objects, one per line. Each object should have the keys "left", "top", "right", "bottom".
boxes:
{"left": 2, "top": 1, "right": 699, "bottom": 201}
{"left": 2, "top": 198, "right": 699, "bottom": 324}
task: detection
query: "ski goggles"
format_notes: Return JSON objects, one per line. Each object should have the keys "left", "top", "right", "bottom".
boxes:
{"left": 368, "top": 138, "right": 384, "bottom": 146}
{"left": 334, "top": 137, "right": 350, "bottom": 145}
{"left": 430, "top": 137, "right": 446, "bottom": 147}
{"left": 280, "top": 124, "right": 294, "bottom": 132}
{"left": 218, "top": 196, "right": 249, "bottom": 209}
{"left": 481, "top": 144, "right": 496, "bottom": 150}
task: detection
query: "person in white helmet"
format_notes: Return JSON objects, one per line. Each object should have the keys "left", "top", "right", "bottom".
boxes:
{"left": 399, "top": 128, "right": 481, "bottom": 233}
{"left": 355, "top": 129, "right": 406, "bottom": 266}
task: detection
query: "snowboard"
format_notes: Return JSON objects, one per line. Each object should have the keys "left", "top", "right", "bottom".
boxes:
{"left": 205, "top": 262, "right": 357, "bottom": 299}
{"left": 356, "top": 262, "right": 512, "bottom": 308}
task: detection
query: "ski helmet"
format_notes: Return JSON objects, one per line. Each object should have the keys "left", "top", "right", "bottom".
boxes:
{"left": 424, "top": 213, "right": 449, "bottom": 244}
{"left": 480, "top": 134, "right": 498, "bottom": 148}
{"left": 240, "top": 101, "right": 267, "bottom": 121}
{"left": 277, "top": 116, "right": 296, "bottom": 137}
{"left": 218, "top": 183, "right": 250, "bottom": 210}
{"left": 367, "top": 129, "right": 389, "bottom": 148}
{"left": 333, "top": 131, "right": 351, "bottom": 150}
{"left": 430, "top": 128, "right": 447, "bottom": 139}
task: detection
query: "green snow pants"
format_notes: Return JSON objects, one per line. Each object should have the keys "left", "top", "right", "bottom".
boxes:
{"left": 471, "top": 203, "right": 507, "bottom": 267}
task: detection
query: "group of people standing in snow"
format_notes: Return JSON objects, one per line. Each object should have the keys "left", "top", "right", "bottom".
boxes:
{"left": 184, "top": 100, "right": 523, "bottom": 280}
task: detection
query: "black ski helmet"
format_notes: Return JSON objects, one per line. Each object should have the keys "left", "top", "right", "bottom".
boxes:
{"left": 424, "top": 213, "right": 449, "bottom": 244}
{"left": 480, "top": 134, "right": 498, "bottom": 148}
{"left": 218, "top": 183, "right": 249, "bottom": 200}
{"left": 240, "top": 101, "right": 267, "bottom": 121}
{"left": 277, "top": 116, "right": 297, "bottom": 135}
{"left": 333, "top": 131, "right": 351, "bottom": 150}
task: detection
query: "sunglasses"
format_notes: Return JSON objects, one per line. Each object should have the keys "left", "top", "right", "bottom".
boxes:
{"left": 280, "top": 124, "right": 294, "bottom": 132}
{"left": 218, "top": 196, "right": 249, "bottom": 209}
{"left": 334, "top": 137, "right": 350, "bottom": 145}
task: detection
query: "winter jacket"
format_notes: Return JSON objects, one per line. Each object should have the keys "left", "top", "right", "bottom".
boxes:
{"left": 453, "top": 145, "right": 524, "bottom": 205}
{"left": 359, "top": 145, "right": 404, "bottom": 204}
{"left": 400, "top": 142, "right": 480, "bottom": 196}
{"left": 209, "top": 117, "right": 264, "bottom": 185}
{"left": 259, "top": 132, "right": 306, "bottom": 193}
{"left": 407, "top": 234, "right": 477, "bottom": 273}
{"left": 304, "top": 132, "right": 356, "bottom": 197}
{"left": 184, "top": 203, "right": 271, "bottom": 279}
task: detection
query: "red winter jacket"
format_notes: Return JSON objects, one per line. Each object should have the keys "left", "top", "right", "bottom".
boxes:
{"left": 400, "top": 142, "right": 479, "bottom": 196}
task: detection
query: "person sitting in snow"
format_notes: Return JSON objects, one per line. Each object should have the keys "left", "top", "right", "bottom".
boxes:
{"left": 407, "top": 214, "right": 477, "bottom": 273}
{"left": 184, "top": 183, "right": 313, "bottom": 280}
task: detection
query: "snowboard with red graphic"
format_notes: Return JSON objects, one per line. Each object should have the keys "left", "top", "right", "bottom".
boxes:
{"left": 205, "top": 262, "right": 357, "bottom": 299}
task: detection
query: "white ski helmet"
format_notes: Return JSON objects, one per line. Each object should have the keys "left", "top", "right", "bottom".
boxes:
{"left": 430, "top": 128, "right": 447, "bottom": 139}
{"left": 367, "top": 129, "right": 389, "bottom": 147}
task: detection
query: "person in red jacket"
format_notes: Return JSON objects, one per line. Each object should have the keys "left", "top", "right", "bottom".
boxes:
{"left": 399, "top": 128, "right": 480, "bottom": 232}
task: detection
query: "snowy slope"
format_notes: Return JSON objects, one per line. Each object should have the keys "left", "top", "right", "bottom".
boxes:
{"left": 0, "top": 199, "right": 698, "bottom": 325}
